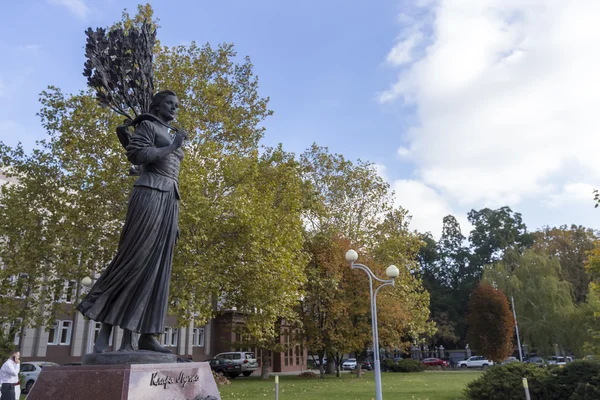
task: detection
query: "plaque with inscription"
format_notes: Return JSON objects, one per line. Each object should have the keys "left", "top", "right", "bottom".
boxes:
{"left": 26, "top": 362, "right": 221, "bottom": 400}
{"left": 128, "top": 363, "right": 220, "bottom": 399}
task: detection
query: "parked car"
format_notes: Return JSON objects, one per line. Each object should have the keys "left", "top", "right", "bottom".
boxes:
{"left": 214, "top": 352, "right": 259, "bottom": 377}
{"left": 548, "top": 356, "right": 572, "bottom": 366}
{"left": 361, "top": 360, "right": 373, "bottom": 371}
{"left": 422, "top": 357, "right": 449, "bottom": 368}
{"left": 342, "top": 358, "right": 357, "bottom": 370}
{"left": 20, "top": 361, "right": 60, "bottom": 393}
{"left": 502, "top": 357, "right": 519, "bottom": 364}
{"left": 207, "top": 358, "right": 242, "bottom": 378}
{"left": 457, "top": 356, "right": 493, "bottom": 369}
{"left": 526, "top": 356, "right": 547, "bottom": 367}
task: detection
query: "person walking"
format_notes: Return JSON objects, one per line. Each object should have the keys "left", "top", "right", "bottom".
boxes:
{"left": 0, "top": 351, "right": 20, "bottom": 400}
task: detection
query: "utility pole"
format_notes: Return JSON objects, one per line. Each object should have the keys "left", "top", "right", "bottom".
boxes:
{"left": 511, "top": 296, "right": 523, "bottom": 362}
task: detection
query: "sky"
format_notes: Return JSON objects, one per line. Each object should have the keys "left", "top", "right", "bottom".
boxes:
{"left": 1, "top": 0, "right": 600, "bottom": 239}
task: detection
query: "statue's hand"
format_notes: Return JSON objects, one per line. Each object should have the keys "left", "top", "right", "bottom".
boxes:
{"left": 172, "top": 131, "right": 188, "bottom": 148}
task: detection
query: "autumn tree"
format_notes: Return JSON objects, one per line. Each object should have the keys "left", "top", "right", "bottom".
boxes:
{"left": 299, "top": 145, "right": 430, "bottom": 378}
{"left": 466, "top": 284, "right": 515, "bottom": 362}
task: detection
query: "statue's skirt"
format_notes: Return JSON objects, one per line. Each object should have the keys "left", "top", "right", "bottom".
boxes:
{"left": 77, "top": 185, "right": 179, "bottom": 334}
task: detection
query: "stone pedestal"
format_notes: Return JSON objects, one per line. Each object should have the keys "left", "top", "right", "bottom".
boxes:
{"left": 26, "top": 362, "right": 221, "bottom": 400}
{"left": 82, "top": 350, "right": 177, "bottom": 365}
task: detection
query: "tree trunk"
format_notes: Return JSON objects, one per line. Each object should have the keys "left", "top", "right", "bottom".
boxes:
{"left": 325, "top": 356, "right": 335, "bottom": 374}
{"left": 260, "top": 350, "right": 271, "bottom": 380}
{"left": 318, "top": 351, "right": 325, "bottom": 379}
{"left": 354, "top": 364, "right": 363, "bottom": 378}
{"left": 334, "top": 352, "right": 343, "bottom": 377}
{"left": 355, "top": 352, "right": 366, "bottom": 378}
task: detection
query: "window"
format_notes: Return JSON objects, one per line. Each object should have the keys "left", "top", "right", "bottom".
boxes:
{"left": 86, "top": 321, "right": 113, "bottom": 353}
{"left": 60, "top": 321, "right": 72, "bottom": 345}
{"left": 284, "top": 330, "right": 289, "bottom": 366}
{"left": 2, "top": 318, "right": 22, "bottom": 346}
{"left": 47, "top": 321, "right": 59, "bottom": 345}
{"left": 63, "top": 281, "right": 77, "bottom": 303}
{"left": 192, "top": 328, "right": 204, "bottom": 347}
{"left": 47, "top": 320, "right": 72, "bottom": 346}
{"left": 20, "top": 364, "right": 35, "bottom": 372}
{"left": 162, "top": 327, "right": 178, "bottom": 347}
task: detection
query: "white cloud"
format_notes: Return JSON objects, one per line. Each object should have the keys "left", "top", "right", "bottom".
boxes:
{"left": 545, "top": 182, "right": 596, "bottom": 208}
{"left": 392, "top": 179, "right": 470, "bottom": 238}
{"left": 374, "top": 163, "right": 389, "bottom": 182}
{"left": 380, "top": 0, "right": 600, "bottom": 215}
{"left": 386, "top": 32, "right": 424, "bottom": 66}
{"left": 48, "top": 0, "right": 90, "bottom": 19}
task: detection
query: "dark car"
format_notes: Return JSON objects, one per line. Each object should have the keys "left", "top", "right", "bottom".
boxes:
{"left": 362, "top": 360, "right": 373, "bottom": 371}
{"left": 207, "top": 358, "right": 242, "bottom": 378}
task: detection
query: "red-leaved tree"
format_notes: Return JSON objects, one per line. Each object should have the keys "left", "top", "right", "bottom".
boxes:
{"left": 467, "top": 284, "right": 515, "bottom": 362}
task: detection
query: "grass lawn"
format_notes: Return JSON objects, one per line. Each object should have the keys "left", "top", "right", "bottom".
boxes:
{"left": 219, "top": 370, "right": 482, "bottom": 400}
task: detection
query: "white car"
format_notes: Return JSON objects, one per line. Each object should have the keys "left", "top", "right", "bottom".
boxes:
{"left": 214, "top": 352, "right": 259, "bottom": 377}
{"left": 20, "top": 361, "right": 59, "bottom": 393}
{"left": 342, "top": 358, "right": 357, "bottom": 370}
{"left": 548, "top": 356, "right": 572, "bottom": 366}
{"left": 457, "top": 356, "right": 494, "bottom": 369}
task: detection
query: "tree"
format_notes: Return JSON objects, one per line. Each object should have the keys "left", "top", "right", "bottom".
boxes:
{"left": 298, "top": 146, "right": 430, "bottom": 377}
{"left": 418, "top": 215, "right": 471, "bottom": 346}
{"left": 483, "top": 249, "right": 575, "bottom": 356}
{"left": 468, "top": 206, "right": 534, "bottom": 270}
{"left": 300, "top": 144, "right": 393, "bottom": 245}
{"left": 0, "top": 5, "right": 304, "bottom": 345}
{"left": 533, "top": 225, "right": 597, "bottom": 303}
{"left": 438, "top": 215, "right": 471, "bottom": 286}
{"left": 466, "top": 284, "right": 515, "bottom": 362}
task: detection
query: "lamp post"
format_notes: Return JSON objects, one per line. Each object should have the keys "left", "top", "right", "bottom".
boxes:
{"left": 345, "top": 249, "right": 400, "bottom": 400}
{"left": 511, "top": 296, "right": 523, "bottom": 362}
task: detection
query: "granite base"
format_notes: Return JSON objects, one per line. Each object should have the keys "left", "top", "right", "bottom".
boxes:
{"left": 82, "top": 350, "right": 177, "bottom": 365}
{"left": 26, "top": 362, "right": 221, "bottom": 400}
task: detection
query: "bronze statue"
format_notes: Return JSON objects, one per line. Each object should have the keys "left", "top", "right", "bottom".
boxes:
{"left": 77, "top": 90, "right": 187, "bottom": 353}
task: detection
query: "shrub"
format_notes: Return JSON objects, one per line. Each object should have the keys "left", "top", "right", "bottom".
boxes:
{"left": 542, "top": 360, "right": 600, "bottom": 400}
{"left": 381, "top": 358, "right": 397, "bottom": 372}
{"left": 393, "top": 359, "right": 425, "bottom": 373}
{"left": 465, "top": 362, "right": 550, "bottom": 400}
{"left": 297, "top": 371, "right": 317, "bottom": 379}
{"left": 211, "top": 371, "right": 231, "bottom": 387}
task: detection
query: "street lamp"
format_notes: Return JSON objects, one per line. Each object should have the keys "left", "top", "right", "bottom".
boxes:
{"left": 345, "top": 249, "right": 399, "bottom": 400}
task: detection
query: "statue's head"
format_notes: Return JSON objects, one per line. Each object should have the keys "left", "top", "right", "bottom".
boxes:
{"left": 150, "top": 90, "right": 178, "bottom": 122}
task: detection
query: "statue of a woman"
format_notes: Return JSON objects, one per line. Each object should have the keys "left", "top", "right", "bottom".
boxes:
{"left": 77, "top": 90, "right": 187, "bottom": 354}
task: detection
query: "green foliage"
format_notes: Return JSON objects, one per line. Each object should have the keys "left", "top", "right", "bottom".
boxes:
{"left": 466, "top": 284, "right": 515, "bottom": 362}
{"left": 483, "top": 249, "right": 576, "bottom": 356}
{"left": 465, "top": 362, "right": 550, "bottom": 400}
{"left": 298, "top": 145, "right": 430, "bottom": 377}
{"left": 533, "top": 225, "right": 597, "bottom": 304}
{"left": 383, "top": 358, "right": 425, "bottom": 373}
{"left": 0, "top": 333, "right": 17, "bottom": 363}
{"left": 543, "top": 360, "right": 600, "bottom": 400}
{"left": 468, "top": 206, "right": 534, "bottom": 269}
{"left": 0, "top": 5, "right": 301, "bottom": 343}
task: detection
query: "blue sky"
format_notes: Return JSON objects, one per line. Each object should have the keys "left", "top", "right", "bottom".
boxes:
{"left": 2, "top": 0, "right": 600, "bottom": 238}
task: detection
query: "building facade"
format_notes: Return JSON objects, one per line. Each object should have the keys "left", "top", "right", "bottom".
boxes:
{"left": 14, "top": 307, "right": 308, "bottom": 374}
